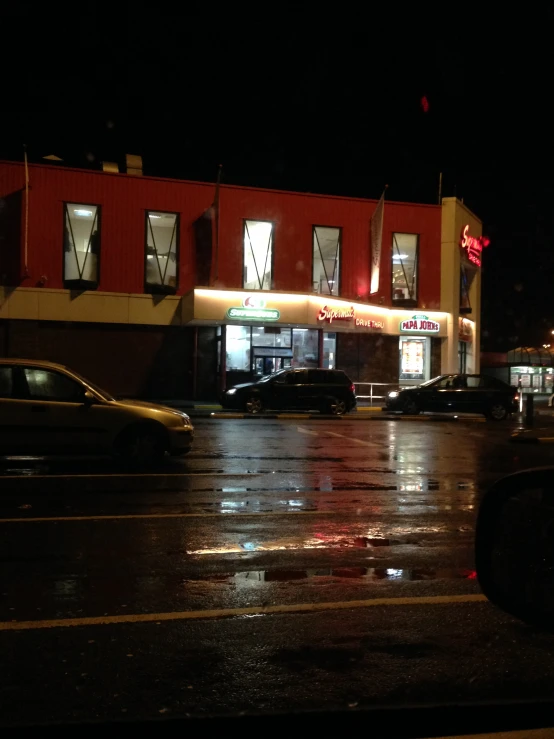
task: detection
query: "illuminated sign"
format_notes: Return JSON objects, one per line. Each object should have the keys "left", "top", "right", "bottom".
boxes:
{"left": 355, "top": 317, "right": 385, "bottom": 329}
{"left": 226, "top": 295, "right": 280, "bottom": 321}
{"left": 400, "top": 314, "right": 440, "bottom": 333}
{"left": 460, "top": 225, "right": 489, "bottom": 267}
{"left": 317, "top": 305, "right": 355, "bottom": 324}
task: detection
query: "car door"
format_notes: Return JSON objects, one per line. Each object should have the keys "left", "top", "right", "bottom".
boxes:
{"left": 266, "top": 371, "right": 298, "bottom": 410}
{"left": 463, "top": 375, "right": 486, "bottom": 413}
{"left": 426, "top": 375, "right": 461, "bottom": 412}
{"left": 19, "top": 366, "right": 112, "bottom": 454}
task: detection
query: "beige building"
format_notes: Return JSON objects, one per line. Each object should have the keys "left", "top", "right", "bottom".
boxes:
{"left": 440, "top": 197, "right": 483, "bottom": 375}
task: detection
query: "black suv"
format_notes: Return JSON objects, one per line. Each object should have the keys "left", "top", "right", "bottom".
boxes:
{"left": 221, "top": 368, "right": 357, "bottom": 415}
{"left": 385, "top": 373, "right": 519, "bottom": 420}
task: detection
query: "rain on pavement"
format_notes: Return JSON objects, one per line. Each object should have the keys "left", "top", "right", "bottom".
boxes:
{"left": 3, "top": 416, "right": 554, "bottom": 724}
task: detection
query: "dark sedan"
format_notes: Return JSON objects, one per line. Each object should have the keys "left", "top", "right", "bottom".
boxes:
{"left": 221, "top": 368, "right": 357, "bottom": 415}
{"left": 385, "top": 374, "right": 519, "bottom": 420}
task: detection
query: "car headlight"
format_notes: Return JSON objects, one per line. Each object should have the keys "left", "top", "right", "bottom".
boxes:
{"left": 226, "top": 388, "right": 237, "bottom": 395}
{"left": 388, "top": 391, "right": 399, "bottom": 398}
{"left": 180, "top": 414, "right": 192, "bottom": 427}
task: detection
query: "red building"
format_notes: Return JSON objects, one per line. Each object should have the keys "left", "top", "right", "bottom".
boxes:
{"left": 0, "top": 159, "right": 481, "bottom": 400}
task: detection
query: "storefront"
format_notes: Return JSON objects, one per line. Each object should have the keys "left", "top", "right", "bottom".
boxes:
{"left": 183, "top": 288, "right": 449, "bottom": 393}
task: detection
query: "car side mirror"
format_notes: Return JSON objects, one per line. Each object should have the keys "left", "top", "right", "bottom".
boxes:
{"left": 83, "top": 390, "right": 95, "bottom": 405}
{"left": 476, "top": 468, "right": 554, "bottom": 628}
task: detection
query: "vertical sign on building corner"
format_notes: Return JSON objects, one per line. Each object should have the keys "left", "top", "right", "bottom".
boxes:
{"left": 370, "top": 188, "right": 386, "bottom": 294}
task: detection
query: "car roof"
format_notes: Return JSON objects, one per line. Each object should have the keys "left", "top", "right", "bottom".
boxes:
{"left": 0, "top": 358, "right": 70, "bottom": 371}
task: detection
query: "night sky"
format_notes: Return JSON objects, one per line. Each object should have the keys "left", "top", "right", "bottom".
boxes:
{"left": 1, "top": 7, "right": 552, "bottom": 352}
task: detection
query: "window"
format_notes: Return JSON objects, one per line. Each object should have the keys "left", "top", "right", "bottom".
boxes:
{"left": 226, "top": 325, "right": 251, "bottom": 371}
{"left": 63, "top": 203, "right": 100, "bottom": 288}
{"left": 243, "top": 220, "right": 273, "bottom": 290}
{"left": 23, "top": 369, "right": 86, "bottom": 402}
{"left": 145, "top": 211, "right": 179, "bottom": 293}
{"left": 0, "top": 367, "right": 12, "bottom": 398}
{"left": 323, "top": 332, "right": 336, "bottom": 369}
{"left": 392, "top": 233, "right": 418, "bottom": 303}
{"left": 459, "top": 341, "right": 468, "bottom": 373}
{"left": 399, "top": 338, "right": 427, "bottom": 380}
{"left": 313, "top": 226, "right": 340, "bottom": 295}
{"left": 292, "top": 329, "right": 319, "bottom": 368}
{"left": 460, "top": 265, "right": 475, "bottom": 314}
{"left": 435, "top": 375, "right": 456, "bottom": 389}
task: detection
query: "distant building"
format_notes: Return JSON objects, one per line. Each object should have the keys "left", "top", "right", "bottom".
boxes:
{"left": 0, "top": 160, "right": 483, "bottom": 400}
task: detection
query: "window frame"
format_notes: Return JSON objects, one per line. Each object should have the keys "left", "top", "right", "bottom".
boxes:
{"left": 391, "top": 232, "right": 419, "bottom": 307}
{"left": 144, "top": 209, "right": 180, "bottom": 295}
{"left": 62, "top": 201, "right": 102, "bottom": 290}
{"left": 311, "top": 224, "right": 342, "bottom": 296}
{"left": 242, "top": 219, "right": 274, "bottom": 291}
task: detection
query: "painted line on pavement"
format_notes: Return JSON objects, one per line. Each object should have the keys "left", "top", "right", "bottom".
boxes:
{"left": 0, "top": 593, "right": 487, "bottom": 631}
{"left": 0, "top": 510, "right": 338, "bottom": 524}
{"left": 327, "top": 430, "right": 381, "bottom": 447}
{"left": 0, "top": 472, "right": 263, "bottom": 480}
{"left": 297, "top": 426, "right": 319, "bottom": 436}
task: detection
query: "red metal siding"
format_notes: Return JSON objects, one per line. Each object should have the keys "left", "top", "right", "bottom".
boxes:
{"left": 0, "top": 161, "right": 442, "bottom": 306}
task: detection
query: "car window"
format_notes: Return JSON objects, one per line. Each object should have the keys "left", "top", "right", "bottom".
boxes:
{"left": 308, "top": 370, "right": 328, "bottom": 383}
{"left": 0, "top": 367, "right": 13, "bottom": 398}
{"left": 23, "top": 368, "right": 86, "bottom": 402}
{"left": 435, "top": 376, "right": 455, "bottom": 389}
{"left": 287, "top": 370, "right": 307, "bottom": 385}
{"left": 452, "top": 376, "right": 467, "bottom": 389}
{"left": 467, "top": 376, "right": 483, "bottom": 388}
{"left": 481, "top": 376, "right": 507, "bottom": 389}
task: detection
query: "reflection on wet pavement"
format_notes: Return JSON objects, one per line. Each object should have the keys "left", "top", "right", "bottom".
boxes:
{"left": 183, "top": 567, "right": 478, "bottom": 586}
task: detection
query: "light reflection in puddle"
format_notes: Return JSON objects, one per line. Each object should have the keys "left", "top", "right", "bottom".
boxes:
{"left": 184, "top": 567, "right": 478, "bottom": 587}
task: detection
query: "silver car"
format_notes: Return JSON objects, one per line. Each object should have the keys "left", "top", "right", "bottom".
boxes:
{"left": 0, "top": 359, "right": 194, "bottom": 461}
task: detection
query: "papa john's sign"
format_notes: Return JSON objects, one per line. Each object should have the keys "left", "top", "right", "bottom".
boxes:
{"left": 400, "top": 314, "right": 440, "bottom": 333}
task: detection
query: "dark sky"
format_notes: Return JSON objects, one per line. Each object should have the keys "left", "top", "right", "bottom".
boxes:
{"left": 1, "top": 6, "right": 552, "bottom": 351}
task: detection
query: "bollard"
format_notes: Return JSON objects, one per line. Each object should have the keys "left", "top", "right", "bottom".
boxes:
{"left": 525, "top": 394, "right": 534, "bottom": 427}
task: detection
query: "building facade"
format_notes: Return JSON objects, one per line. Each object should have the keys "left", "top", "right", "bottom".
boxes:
{"left": 0, "top": 161, "right": 483, "bottom": 400}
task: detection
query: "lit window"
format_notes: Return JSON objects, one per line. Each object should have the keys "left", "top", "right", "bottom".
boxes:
{"left": 392, "top": 233, "right": 418, "bottom": 303}
{"left": 243, "top": 220, "right": 273, "bottom": 290}
{"left": 145, "top": 211, "right": 179, "bottom": 293}
{"left": 313, "top": 226, "right": 340, "bottom": 295}
{"left": 63, "top": 203, "right": 100, "bottom": 288}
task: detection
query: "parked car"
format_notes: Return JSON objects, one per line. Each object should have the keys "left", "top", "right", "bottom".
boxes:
{"left": 0, "top": 359, "right": 194, "bottom": 461}
{"left": 385, "top": 373, "right": 519, "bottom": 420}
{"left": 221, "top": 368, "right": 357, "bottom": 415}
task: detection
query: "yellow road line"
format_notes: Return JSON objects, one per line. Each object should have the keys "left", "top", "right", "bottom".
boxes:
{"left": 0, "top": 510, "right": 337, "bottom": 524}
{"left": 0, "top": 593, "right": 487, "bottom": 631}
{"left": 0, "top": 472, "right": 262, "bottom": 480}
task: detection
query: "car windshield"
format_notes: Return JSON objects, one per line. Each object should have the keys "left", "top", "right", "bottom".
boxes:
{"left": 70, "top": 372, "right": 115, "bottom": 401}
{"left": 419, "top": 375, "right": 445, "bottom": 387}
{"left": 258, "top": 370, "right": 288, "bottom": 383}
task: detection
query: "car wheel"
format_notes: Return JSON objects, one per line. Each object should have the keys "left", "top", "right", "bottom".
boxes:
{"left": 245, "top": 395, "right": 264, "bottom": 414}
{"left": 488, "top": 403, "right": 508, "bottom": 421}
{"left": 118, "top": 425, "right": 167, "bottom": 462}
{"left": 328, "top": 397, "right": 347, "bottom": 415}
{"left": 402, "top": 398, "right": 420, "bottom": 415}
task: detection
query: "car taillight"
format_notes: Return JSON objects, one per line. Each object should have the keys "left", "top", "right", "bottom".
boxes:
{"left": 350, "top": 383, "right": 356, "bottom": 393}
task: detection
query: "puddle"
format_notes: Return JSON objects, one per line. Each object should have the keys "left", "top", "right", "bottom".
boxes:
{"left": 184, "top": 567, "right": 477, "bottom": 586}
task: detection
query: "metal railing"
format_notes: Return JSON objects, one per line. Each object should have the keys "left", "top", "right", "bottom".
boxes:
{"left": 355, "top": 382, "right": 402, "bottom": 406}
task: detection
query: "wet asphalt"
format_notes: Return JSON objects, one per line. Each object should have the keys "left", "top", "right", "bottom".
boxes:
{"left": 3, "top": 416, "right": 554, "bottom": 726}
